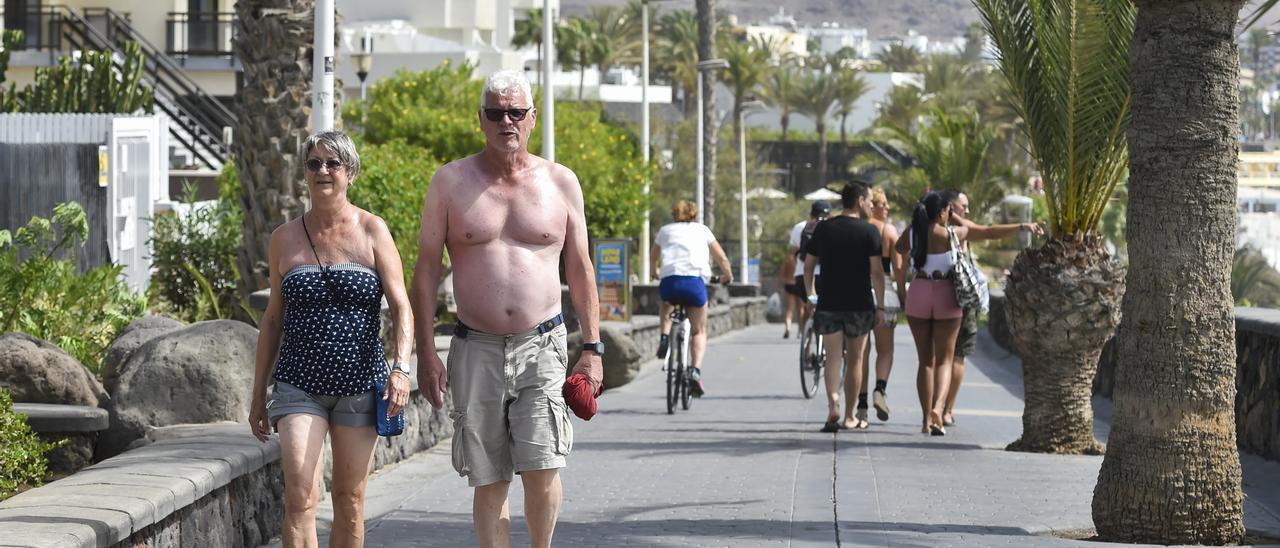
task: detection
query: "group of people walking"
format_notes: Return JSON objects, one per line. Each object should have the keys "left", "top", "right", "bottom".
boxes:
{"left": 781, "top": 184, "right": 1041, "bottom": 435}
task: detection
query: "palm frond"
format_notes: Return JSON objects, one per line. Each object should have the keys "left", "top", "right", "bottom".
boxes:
{"left": 975, "top": 0, "right": 1134, "bottom": 236}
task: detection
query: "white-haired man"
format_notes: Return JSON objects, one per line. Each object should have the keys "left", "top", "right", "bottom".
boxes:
{"left": 411, "top": 69, "right": 603, "bottom": 548}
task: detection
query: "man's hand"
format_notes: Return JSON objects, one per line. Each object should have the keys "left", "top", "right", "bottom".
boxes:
{"left": 572, "top": 351, "right": 604, "bottom": 395}
{"left": 875, "top": 309, "right": 887, "bottom": 329}
{"left": 1023, "top": 222, "right": 1046, "bottom": 236}
{"left": 417, "top": 353, "right": 447, "bottom": 409}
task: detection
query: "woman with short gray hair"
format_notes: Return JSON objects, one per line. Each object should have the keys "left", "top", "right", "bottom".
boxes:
{"left": 248, "top": 130, "right": 413, "bottom": 547}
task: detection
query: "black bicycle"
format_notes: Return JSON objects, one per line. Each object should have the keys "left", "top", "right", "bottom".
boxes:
{"left": 798, "top": 319, "right": 825, "bottom": 398}
{"left": 664, "top": 302, "right": 694, "bottom": 414}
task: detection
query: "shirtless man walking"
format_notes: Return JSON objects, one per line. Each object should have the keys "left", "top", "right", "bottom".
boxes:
{"left": 411, "top": 70, "right": 604, "bottom": 548}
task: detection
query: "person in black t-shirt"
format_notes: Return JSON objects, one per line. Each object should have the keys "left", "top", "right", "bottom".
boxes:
{"left": 803, "top": 182, "right": 887, "bottom": 433}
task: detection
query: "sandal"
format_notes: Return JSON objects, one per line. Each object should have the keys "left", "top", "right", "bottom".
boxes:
{"left": 943, "top": 413, "right": 956, "bottom": 427}
{"left": 821, "top": 413, "right": 840, "bottom": 433}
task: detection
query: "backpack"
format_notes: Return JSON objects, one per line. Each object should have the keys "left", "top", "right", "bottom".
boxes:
{"left": 796, "top": 219, "right": 819, "bottom": 263}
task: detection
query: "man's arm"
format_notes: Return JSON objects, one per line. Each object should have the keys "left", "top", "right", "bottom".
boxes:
{"left": 561, "top": 168, "right": 603, "bottom": 390}
{"left": 410, "top": 169, "right": 450, "bottom": 408}
{"left": 957, "top": 217, "right": 1043, "bottom": 241}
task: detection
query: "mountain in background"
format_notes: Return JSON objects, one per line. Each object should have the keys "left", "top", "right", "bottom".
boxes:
{"left": 560, "top": 0, "right": 981, "bottom": 40}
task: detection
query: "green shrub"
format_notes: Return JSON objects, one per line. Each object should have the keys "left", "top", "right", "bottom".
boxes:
{"left": 347, "top": 62, "right": 649, "bottom": 241}
{"left": 348, "top": 140, "right": 443, "bottom": 284}
{"left": 0, "top": 202, "right": 146, "bottom": 374}
{"left": 148, "top": 164, "right": 249, "bottom": 323}
{"left": 0, "top": 389, "right": 62, "bottom": 500}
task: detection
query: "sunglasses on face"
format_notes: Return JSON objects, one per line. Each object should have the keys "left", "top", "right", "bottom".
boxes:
{"left": 483, "top": 107, "right": 532, "bottom": 122}
{"left": 305, "top": 158, "right": 344, "bottom": 173}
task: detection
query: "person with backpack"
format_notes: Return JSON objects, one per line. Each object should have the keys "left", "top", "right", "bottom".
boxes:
{"left": 786, "top": 201, "right": 831, "bottom": 336}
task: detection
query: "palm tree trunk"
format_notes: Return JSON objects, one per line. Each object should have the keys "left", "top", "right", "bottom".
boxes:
{"left": 697, "top": 0, "right": 717, "bottom": 231}
{"left": 578, "top": 62, "right": 585, "bottom": 101}
{"left": 781, "top": 112, "right": 790, "bottom": 143}
{"left": 840, "top": 113, "right": 848, "bottom": 147}
{"left": 231, "top": 0, "right": 318, "bottom": 290}
{"left": 1092, "top": 0, "right": 1245, "bottom": 543}
{"left": 1004, "top": 236, "right": 1123, "bottom": 455}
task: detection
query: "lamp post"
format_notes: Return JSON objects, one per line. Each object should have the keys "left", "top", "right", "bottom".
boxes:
{"left": 311, "top": 0, "right": 335, "bottom": 131}
{"left": 542, "top": 0, "right": 555, "bottom": 162}
{"left": 353, "top": 35, "right": 373, "bottom": 101}
{"left": 695, "top": 58, "right": 728, "bottom": 225}
{"left": 640, "top": 0, "right": 651, "bottom": 283}
{"left": 738, "top": 99, "right": 764, "bottom": 284}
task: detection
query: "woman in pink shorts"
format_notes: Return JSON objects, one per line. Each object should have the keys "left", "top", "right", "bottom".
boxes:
{"left": 896, "top": 192, "right": 966, "bottom": 436}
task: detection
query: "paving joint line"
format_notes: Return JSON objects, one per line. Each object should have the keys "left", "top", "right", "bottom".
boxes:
{"left": 831, "top": 430, "right": 841, "bottom": 547}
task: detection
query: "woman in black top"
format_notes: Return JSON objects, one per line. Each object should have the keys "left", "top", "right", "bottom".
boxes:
{"left": 248, "top": 131, "right": 413, "bottom": 547}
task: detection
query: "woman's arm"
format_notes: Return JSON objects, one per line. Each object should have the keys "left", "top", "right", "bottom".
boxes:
{"left": 370, "top": 215, "right": 412, "bottom": 366}
{"left": 709, "top": 239, "right": 733, "bottom": 284}
{"left": 250, "top": 227, "right": 287, "bottom": 441}
{"left": 884, "top": 224, "right": 908, "bottom": 298}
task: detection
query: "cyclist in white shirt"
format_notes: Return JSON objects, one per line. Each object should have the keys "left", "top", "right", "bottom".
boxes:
{"left": 787, "top": 201, "right": 831, "bottom": 336}
{"left": 651, "top": 200, "right": 732, "bottom": 396}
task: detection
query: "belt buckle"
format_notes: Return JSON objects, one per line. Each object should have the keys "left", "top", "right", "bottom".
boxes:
{"left": 540, "top": 319, "right": 555, "bottom": 333}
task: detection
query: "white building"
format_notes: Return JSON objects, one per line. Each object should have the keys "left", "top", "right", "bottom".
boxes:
{"left": 802, "top": 23, "right": 870, "bottom": 59}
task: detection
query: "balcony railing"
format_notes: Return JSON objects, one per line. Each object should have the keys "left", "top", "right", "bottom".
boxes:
{"left": 1, "top": 8, "right": 69, "bottom": 51}
{"left": 166, "top": 12, "right": 235, "bottom": 57}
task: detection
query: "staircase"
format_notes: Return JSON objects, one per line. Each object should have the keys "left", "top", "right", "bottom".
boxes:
{"left": 53, "top": 6, "right": 234, "bottom": 170}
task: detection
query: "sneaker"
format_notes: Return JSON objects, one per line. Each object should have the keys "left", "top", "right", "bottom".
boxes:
{"left": 873, "top": 388, "right": 890, "bottom": 421}
{"left": 689, "top": 367, "right": 705, "bottom": 397}
{"left": 657, "top": 334, "right": 669, "bottom": 359}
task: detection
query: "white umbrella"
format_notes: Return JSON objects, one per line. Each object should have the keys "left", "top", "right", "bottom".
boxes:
{"left": 803, "top": 188, "right": 841, "bottom": 201}
{"left": 747, "top": 188, "right": 789, "bottom": 199}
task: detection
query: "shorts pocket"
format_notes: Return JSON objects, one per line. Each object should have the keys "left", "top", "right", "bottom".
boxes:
{"left": 449, "top": 410, "right": 470, "bottom": 476}
{"left": 548, "top": 399, "right": 573, "bottom": 456}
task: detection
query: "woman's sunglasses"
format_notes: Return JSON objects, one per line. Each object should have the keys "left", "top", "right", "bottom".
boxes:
{"left": 306, "top": 158, "right": 344, "bottom": 172}
{"left": 483, "top": 108, "right": 532, "bottom": 122}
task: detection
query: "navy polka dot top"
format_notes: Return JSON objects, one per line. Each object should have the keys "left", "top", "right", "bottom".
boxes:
{"left": 273, "top": 263, "right": 388, "bottom": 396}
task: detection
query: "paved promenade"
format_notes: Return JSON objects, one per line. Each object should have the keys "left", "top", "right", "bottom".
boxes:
{"left": 291, "top": 324, "right": 1280, "bottom": 547}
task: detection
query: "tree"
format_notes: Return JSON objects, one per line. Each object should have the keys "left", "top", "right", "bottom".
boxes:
{"left": 790, "top": 69, "right": 838, "bottom": 188}
{"left": 722, "top": 35, "right": 770, "bottom": 165}
{"left": 1091, "top": 0, "right": 1247, "bottom": 543}
{"left": 922, "top": 53, "right": 981, "bottom": 111}
{"left": 831, "top": 69, "right": 870, "bottom": 146}
{"left": 976, "top": 0, "right": 1132, "bottom": 455}
{"left": 655, "top": 9, "right": 699, "bottom": 116}
{"left": 876, "top": 43, "right": 923, "bottom": 72}
{"left": 587, "top": 6, "right": 641, "bottom": 85}
{"left": 232, "top": 0, "right": 325, "bottom": 290}
{"left": 511, "top": 8, "right": 544, "bottom": 86}
{"left": 697, "top": 0, "right": 720, "bottom": 230}
{"left": 759, "top": 60, "right": 801, "bottom": 143}
{"left": 559, "top": 16, "right": 597, "bottom": 101}
{"left": 876, "top": 84, "right": 926, "bottom": 131}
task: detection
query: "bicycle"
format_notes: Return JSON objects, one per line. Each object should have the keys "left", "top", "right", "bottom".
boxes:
{"left": 664, "top": 301, "right": 694, "bottom": 414}
{"left": 663, "top": 275, "right": 721, "bottom": 414}
{"left": 798, "top": 319, "right": 825, "bottom": 399}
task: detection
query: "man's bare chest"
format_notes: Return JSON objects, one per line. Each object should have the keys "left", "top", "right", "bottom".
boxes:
{"left": 447, "top": 187, "right": 567, "bottom": 248}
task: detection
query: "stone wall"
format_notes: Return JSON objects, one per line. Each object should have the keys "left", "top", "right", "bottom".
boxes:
{"left": 990, "top": 291, "right": 1280, "bottom": 462}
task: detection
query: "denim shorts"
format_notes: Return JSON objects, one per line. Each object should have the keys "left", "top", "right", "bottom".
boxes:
{"left": 266, "top": 380, "right": 375, "bottom": 430}
{"left": 659, "top": 275, "right": 708, "bottom": 307}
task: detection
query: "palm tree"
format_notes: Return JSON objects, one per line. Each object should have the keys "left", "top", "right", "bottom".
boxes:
{"left": 655, "top": 9, "right": 699, "bottom": 115}
{"left": 876, "top": 43, "right": 923, "bottom": 72}
{"left": 696, "top": 0, "right": 720, "bottom": 230}
{"left": 876, "top": 84, "right": 926, "bottom": 131}
{"left": 760, "top": 60, "right": 800, "bottom": 143}
{"left": 1091, "top": 0, "right": 1247, "bottom": 543}
{"left": 587, "top": 6, "right": 640, "bottom": 85}
{"left": 511, "top": 9, "right": 544, "bottom": 86}
{"left": 831, "top": 69, "right": 869, "bottom": 146}
{"left": 791, "top": 69, "right": 838, "bottom": 188}
{"left": 922, "top": 54, "right": 981, "bottom": 110}
{"left": 854, "top": 108, "right": 1001, "bottom": 217}
{"left": 559, "top": 17, "right": 597, "bottom": 101}
{"left": 722, "top": 35, "right": 770, "bottom": 163}
{"left": 975, "top": 0, "right": 1132, "bottom": 455}
{"left": 231, "top": 0, "right": 319, "bottom": 290}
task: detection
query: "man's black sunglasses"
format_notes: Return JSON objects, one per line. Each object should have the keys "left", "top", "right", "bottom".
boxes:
{"left": 483, "top": 107, "right": 532, "bottom": 122}
{"left": 305, "top": 158, "right": 344, "bottom": 172}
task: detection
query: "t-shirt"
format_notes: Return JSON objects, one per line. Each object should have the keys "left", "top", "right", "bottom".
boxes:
{"left": 789, "top": 220, "right": 821, "bottom": 277}
{"left": 804, "top": 215, "right": 882, "bottom": 312}
{"left": 657, "top": 222, "right": 716, "bottom": 280}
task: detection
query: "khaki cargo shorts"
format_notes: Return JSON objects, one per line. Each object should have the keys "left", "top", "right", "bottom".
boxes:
{"left": 447, "top": 323, "right": 573, "bottom": 487}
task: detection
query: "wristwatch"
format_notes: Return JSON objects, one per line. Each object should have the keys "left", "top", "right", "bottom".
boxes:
{"left": 389, "top": 360, "right": 411, "bottom": 375}
{"left": 582, "top": 341, "right": 605, "bottom": 357}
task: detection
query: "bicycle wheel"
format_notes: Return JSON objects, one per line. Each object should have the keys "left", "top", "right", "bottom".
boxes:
{"left": 665, "top": 331, "right": 678, "bottom": 414}
{"left": 678, "top": 329, "right": 692, "bottom": 410}
{"left": 799, "top": 325, "right": 824, "bottom": 399}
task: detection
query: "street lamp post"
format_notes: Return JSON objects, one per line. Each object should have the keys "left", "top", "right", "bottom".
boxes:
{"left": 353, "top": 35, "right": 373, "bottom": 101}
{"left": 738, "top": 99, "right": 763, "bottom": 284}
{"left": 641, "top": 0, "right": 651, "bottom": 284}
{"left": 695, "top": 58, "right": 728, "bottom": 225}
{"left": 311, "top": 0, "right": 335, "bottom": 131}
{"left": 542, "top": 0, "right": 555, "bottom": 162}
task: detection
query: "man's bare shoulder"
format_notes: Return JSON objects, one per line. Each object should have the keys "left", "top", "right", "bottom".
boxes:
{"left": 544, "top": 160, "right": 582, "bottom": 192}
{"left": 433, "top": 154, "right": 483, "bottom": 187}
